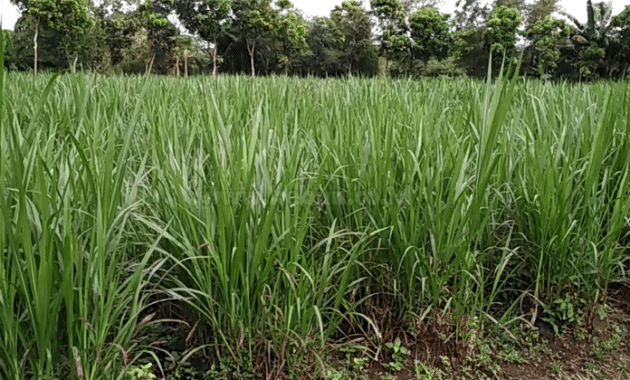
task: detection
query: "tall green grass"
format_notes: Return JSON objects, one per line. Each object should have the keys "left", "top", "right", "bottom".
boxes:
{"left": 0, "top": 69, "right": 629, "bottom": 379}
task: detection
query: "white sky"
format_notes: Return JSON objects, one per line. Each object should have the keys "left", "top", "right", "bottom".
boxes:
{"left": 2, "top": 0, "right": 630, "bottom": 30}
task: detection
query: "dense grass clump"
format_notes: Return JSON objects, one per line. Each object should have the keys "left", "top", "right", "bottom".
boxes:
{"left": 1, "top": 70, "right": 629, "bottom": 379}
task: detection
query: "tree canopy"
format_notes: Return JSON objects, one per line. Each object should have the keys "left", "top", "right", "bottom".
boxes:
{"left": 2, "top": 0, "right": 630, "bottom": 80}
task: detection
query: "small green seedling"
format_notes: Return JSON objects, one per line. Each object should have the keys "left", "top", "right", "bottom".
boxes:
{"left": 385, "top": 338, "right": 409, "bottom": 372}
{"left": 126, "top": 363, "right": 156, "bottom": 380}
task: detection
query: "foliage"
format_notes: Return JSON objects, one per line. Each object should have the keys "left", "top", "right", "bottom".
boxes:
{"left": 4, "top": 0, "right": 630, "bottom": 79}
{"left": 101, "top": 11, "right": 140, "bottom": 67}
{"left": 523, "top": 0, "right": 559, "bottom": 29}
{"left": 228, "top": 0, "right": 278, "bottom": 76}
{"left": 126, "top": 364, "right": 157, "bottom": 380}
{"left": 22, "top": 0, "right": 93, "bottom": 69}
{"left": 528, "top": 16, "right": 572, "bottom": 76}
{"left": 414, "top": 361, "right": 448, "bottom": 380}
{"left": 330, "top": 0, "right": 379, "bottom": 75}
{"left": 299, "top": 17, "right": 345, "bottom": 76}
{"left": 11, "top": 14, "right": 66, "bottom": 70}
{"left": 169, "top": 0, "right": 231, "bottom": 74}
{"left": 408, "top": 7, "right": 453, "bottom": 63}
{"left": 453, "top": 28, "right": 488, "bottom": 77}
{"left": 171, "top": 0, "right": 231, "bottom": 44}
{"left": 453, "top": 0, "right": 490, "bottom": 30}
{"left": 401, "top": 0, "right": 444, "bottom": 15}
{"left": 139, "top": 0, "right": 178, "bottom": 74}
{"left": 419, "top": 56, "right": 466, "bottom": 77}
{"left": 371, "top": 0, "right": 409, "bottom": 72}
{"left": 371, "top": 0, "right": 406, "bottom": 27}
{"left": 273, "top": 5, "right": 310, "bottom": 73}
{"left": 170, "top": 35, "right": 202, "bottom": 77}
{"left": 485, "top": 5, "right": 523, "bottom": 53}
{"left": 1, "top": 30, "right": 14, "bottom": 68}
{"left": 610, "top": 5, "right": 630, "bottom": 76}
{"left": 560, "top": 0, "right": 620, "bottom": 79}
{"left": 384, "top": 338, "right": 409, "bottom": 372}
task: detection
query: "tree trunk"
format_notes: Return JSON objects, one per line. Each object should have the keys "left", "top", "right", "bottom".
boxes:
{"left": 247, "top": 40, "right": 256, "bottom": 77}
{"left": 71, "top": 55, "right": 78, "bottom": 74}
{"left": 184, "top": 55, "right": 188, "bottom": 78}
{"left": 212, "top": 40, "right": 218, "bottom": 76}
{"left": 146, "top": 54, "right": 155, "bottom": 75}
{"left": 33, "top": 17, "right": 39, "bottom": 75}
{"left": 176, "top": 56, "right": 180, "bottom": 77}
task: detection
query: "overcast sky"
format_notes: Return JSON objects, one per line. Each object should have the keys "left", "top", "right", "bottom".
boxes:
{"left": 2, "top": 0, "right": 630, "bottom": 31}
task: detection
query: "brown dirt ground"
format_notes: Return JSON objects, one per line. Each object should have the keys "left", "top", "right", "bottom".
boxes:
{"left": 341, "top": 289, "right": 630, "bottom": 380}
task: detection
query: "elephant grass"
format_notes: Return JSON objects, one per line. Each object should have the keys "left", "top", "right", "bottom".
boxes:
{"left": 0, "top": 68, "right": 629, "bottom": 379}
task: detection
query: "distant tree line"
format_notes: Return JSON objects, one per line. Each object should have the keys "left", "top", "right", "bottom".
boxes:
{"left": 3, "top": 0, "right": 630, "bottom": 80}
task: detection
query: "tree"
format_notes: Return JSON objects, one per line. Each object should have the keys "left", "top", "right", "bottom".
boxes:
{"left": 609, "top": 5, "right": 630, "bottom": 77}
{"left": 493, "top": 0, "right": 526, "bottom": 12}
{"left": 528, "top": 16, "right": 571, "bottom": 76}
{"left": 563, "top": 1, "right": 615, "bottom": 47}
{"left": 2, "top": 30, "right": 14, "bottom": 69}
{"left": 372, "top": 0, "right": 406, "bottom": 26}
{"left": 230, "top": 0, "right": 279, "bottom": 76}
{"left": 330, "top": 0, "right": 378, "bottom": 75}
{"left": 274, "top": 6, "right": 309, "bottom": 74}
{"left": 400, "top": 0, "right": 443, "bottom": 15}
{"left": 371, "top": 0, "right": 409, "bottom": 73}
{"left": 139, "top": 0, "right": 178, "bottom": 74}
{"left": 524, "top": 0, "right": 560, "bottom": 29}
{"left": 11, "top": 13, "right": 66, "bottom": 71}
{"left": 171, "top": 0, "right": 231, "bottom": 75}
{"left": 454, "top": 0, "right": 490, "bottom": 30}
{"left": 171, "top": 35, "right": 197, "bottom": 77}
{"left": 485, "top": 5, "right": 523, "bottom": 54}
{"left": 562, "top": 1, "right": 616, "bottom": 78}
{"left": 408, "top": 7, "right": 453, "bottom": 63}
{"left": 300, "top": 17, "right": 344, "bottom": 76}
{"left": 101, "top": 10, "right": 140, "bottom": 68}
{"left": 10, "top": 0, "right": 93, "bottom": 73}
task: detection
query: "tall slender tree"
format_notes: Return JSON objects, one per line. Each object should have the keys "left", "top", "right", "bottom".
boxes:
{"left": 170, "top": 0, "right": 231, "bottom": 75}
{"left": 10, "top": 0, "right": 93, "bottom": 73}
{"left": 230, "top": 0, "right": 279, "bottom": 76}
{"left": 371, "top": 0, "right": 408, "bottom": 73}
{"left": 330, "top": 0, "right": 377, "bottom": 75}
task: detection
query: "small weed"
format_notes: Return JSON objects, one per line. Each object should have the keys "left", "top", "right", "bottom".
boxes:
{"left": 582, "top": 361, "right": 600, "bottom": 377}
{"left": 384, "top": 338, "right": 409, "bottom": 372}
{"left": 204, "top": 352, "right": 254, "bottom": 380}
{"left": 414, "top": 360, "right": 447, "bottom": 380}
{"left": 351, "top": 357, "right": 369, "bottom": 380}
{"left": 574, "top": 323, "right": 588, "bottom": 341}
{"left": 551, "top": 361, "right": 562, "bottom": 379}
{"left": 617, "top": 361, "right": 630, "bottom": 376}
{"left": 326, "top": 367, "right": 349, "bottom": 380}
{"left": 126, "top": 364, "right": 157, "bottom": 380}
{"left": 497, "top": 347, "right": 526, "bottom": 365}
{"left": 592, "top": 323, "right": 625, "bottom": 361}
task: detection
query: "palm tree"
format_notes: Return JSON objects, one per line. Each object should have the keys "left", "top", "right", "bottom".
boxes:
{"left": 562, "top": 0, "right": 614, "bottom": 46}
{"left": 561, "top": 1, "right": 618, "bottom": 78}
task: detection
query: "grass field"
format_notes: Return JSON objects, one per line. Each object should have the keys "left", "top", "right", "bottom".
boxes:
{"left": 1, "top": 70, "right": 630, "bottom": 380}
